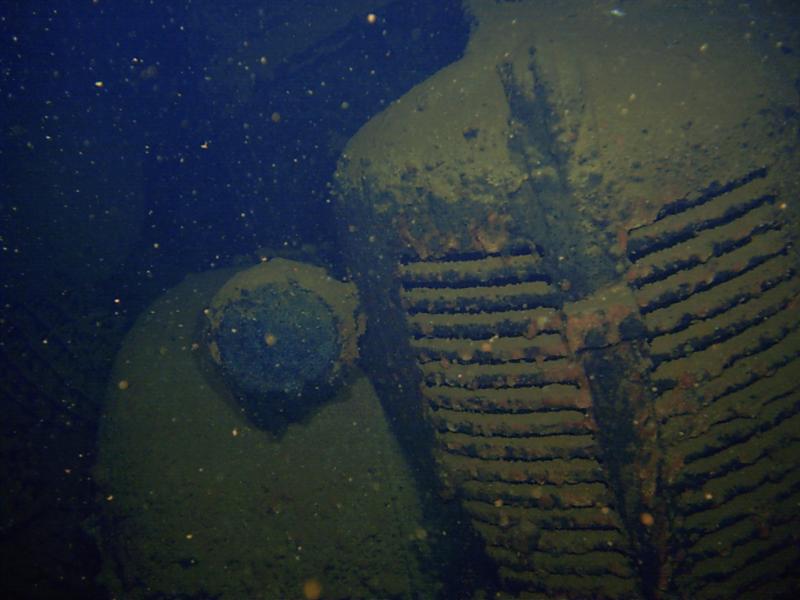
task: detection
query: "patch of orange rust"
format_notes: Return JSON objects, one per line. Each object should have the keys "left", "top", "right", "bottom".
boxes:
{"left": 396, "top": 217, "right": 424, "bottom": 258}
{"left": 786, "top": 293, "right": 800, "bottom": 311}
{"left": 469, "top": 211, "right": 511, "bottom": 254}
{"left": 677, "top": 371, "right": 696, "bottom": 390}
{"left": 625, "top": 261, "right": 654, "bottom": 283}
{"left": 356, "top": 313, "right": 368, "bottom": 337}
{"left": 574, "top": 388, "right": 593, "bottom": 409}
{"left": 419, "top": 320, "right": 434, "bottom": 336}
{"left": 395, "top": 213, "right": 440, "bottom": 260}
{"left": 663, "top": 453, "right": 686, "bottom": 484}
{"left": 579, "top": 416, "right": 598, "bottom": 433}
{"left": 565, "top": 308, "right": 609, "bottom": 353}
{"left": 541, "top": 360, "right": 582, "bottom": 382}
{"left": 609, "top": 301, "right": 635, "bottom": 323}
{"left": 443, "top": 234, "right": 461, "bottom": 252}
{"left": 616, "top": 226, "right": 629, "bottom": 254}
{"left": 657, "top": 389, "right": 696, "bottom": 420}
{"left": 511, "top": 470, "right": 528, "bottom": 483}
{"left": 458, "top": 348, "right": 474, "bottom": 362}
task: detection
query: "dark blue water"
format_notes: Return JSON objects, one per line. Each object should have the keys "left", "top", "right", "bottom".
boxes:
{"left": 0, "top": 2, "right": 468, "bottom": 598}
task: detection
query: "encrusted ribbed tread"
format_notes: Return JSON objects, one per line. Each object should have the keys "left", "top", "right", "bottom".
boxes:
{"left": 626, "top": 199, "right": 781, "bottom": 286}
{"left": 677, "top": 442, "right": 799, "bottom": 514}
{"left": 626, "top": 169, "right": 770, "bottom": 260}
{"left": 642, "top": 251, "right": 793, "bottom": 336}
{"left": 739, "top": 559, "right": 800, "bottom": 599}
{"left": 648, "top": 276, "right": 800, "bottom": 362}
{"left": 491, "top": 546, "right": 633, "bottom": 575}
{"left": 399, "top": 252, "right": 543, "bottom": 287}
{"left": 687, "top": 531, "right": 799, "bottom": 585}
{"left": 464, "top": 501, "right": 622, "bottom": 535}
{"left": 634, "top": 228, "right": 790, "bottom": 314}
{"left": 660, "top": 362, "right": 800, "bottom": 446}
{"left": 421, "top": 358, "right": 584, "bottom": 388}
{"left": 654, "top": 320, "right": 800, "bottom": 421}
{"left": 435, "top": 430, "right": 598, "bottom": 461}
{"left": 681, "top": 505, "right": 800, "bottom": 592}
{"left": 477, "top": 521, "right": 630, "bottom": 555}
{"left": 399, "top": 249, "right": 637, "bottom": 599}
{"left": 401, "top": 280, "right": 558, "bottom": 314}
{"left": 437, "top": 453, "right": 606, "bottom": 486}
{"left": 650, "top": 299, "right": 799, "bottom": 386}
{"left": 460, "top": 480, "right": 613, "bottom": 510}
{"left": 704, "top": 543, "right": 800, "bottom": 599}
{"left": 429, "top": 407, "right": 593, "bottom": 437}
{"left": 618, "top": 169, "right": 800, "bottom": 598}
{"left": 496, "top": 563, "right": 639, "bottom": 598}
{"left": 671, "top": 400, "right": 800, "bottom": 488}
{"left": 412, "top": 333, "right": 568, "bottom": 363}
{"left": 408, "top": 307, "right": 560, "bottom": 339}
{"left": 422, "top": 384, "right": 591, "bottom": 413}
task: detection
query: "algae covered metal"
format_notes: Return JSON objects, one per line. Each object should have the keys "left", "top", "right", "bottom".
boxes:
{"left": 333, "top": 1, "right": 800, "bottom": 597}
{"left": 205, "top": 258, "right": 364, "bottom": 425}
